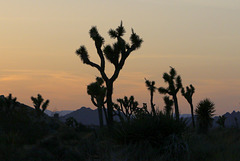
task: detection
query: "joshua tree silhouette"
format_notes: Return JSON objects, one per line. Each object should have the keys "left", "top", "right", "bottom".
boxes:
{"left": 181, "top": 84, "right": 195, "bottom": 128}
{"left": 31, "top": 94, "right": 49, "bottom": 117}
{"left": 158, "top": 67, "right": 182, "bottom": 121}
{"left": 145, "top": 79, "right": 156, "bottom": 115}
{"left": 76, "top": 22, "right": 143, "bottom": 127}
{"left": 65, "top": 117, "right": 78, "bottom": 128}
{"left": 195, "top": 98, "right": 215, "bottom": 133}
{"left": 0, "top": 94, "right": 17, "bottom": 115}
{"left": 163, "top": 96, "right": 173, "bottom": 117}
{"left": 114, "top": 96, "right": 139, "bottom": 122}
{"left": 87, "top": 77, "right": 107, "bottom": 127}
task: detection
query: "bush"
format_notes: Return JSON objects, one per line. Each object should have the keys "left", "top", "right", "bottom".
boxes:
{"left": 111, "top": 113, "right": 186, "bottom": 147}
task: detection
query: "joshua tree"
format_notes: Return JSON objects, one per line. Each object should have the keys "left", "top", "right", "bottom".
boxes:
{"left": 31, "top": 94, "right": 49, "bottom": 117}
{"left": 76, "top": 22, "right": 143, "bottom": 127}
{"left": 145, "top": 79, "right": 157, "bottom": 115}
{"left": 216, "top": 115, "right": 226, "bottom": 128}
{"left": 195, "top": 98, "right": 215, "bottom": 133}
{"left": 87, "top": 77, "right": 107, "bottom": 127}
{"left": 0, "top": 94, "right": 17, "bottom": 115}
{"left": 181, "top": 84, "right": 195, "bottom": 128}
{"left": 65, "top": 117, "right": 78, "bottom": 128}
{"left": 158, "top": 67, "right": 182, "bottom": 121}
{"left": 163, "top": 96, "right": 173, "bottom": 117}
{"left": 114, "top": 96, "right": 139, "bottom": 122}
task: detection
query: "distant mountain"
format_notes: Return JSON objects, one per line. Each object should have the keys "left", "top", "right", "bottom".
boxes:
{"left": 59, "top": 107, "right": 123, "bottom": 126}
{"left": 183, "top": 110, "right": 240, "bottom": 128}
{"left": 212, "top": 110, "right": 240, "bottom": 128}
{"left": 44, "top": 110, "right": 73, "bottom": 117}
{"left": 60, "top": 107, "right": 107, "bottom": 126}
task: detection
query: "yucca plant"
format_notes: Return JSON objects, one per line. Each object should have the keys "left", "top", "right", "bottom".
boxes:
{"left": 195, "top": 98, "right": 215, "bottom": 133}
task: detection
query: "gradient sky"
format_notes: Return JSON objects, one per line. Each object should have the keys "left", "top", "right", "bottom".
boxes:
{"left": 1, "top": 0, "right": 240, "bottom": 115}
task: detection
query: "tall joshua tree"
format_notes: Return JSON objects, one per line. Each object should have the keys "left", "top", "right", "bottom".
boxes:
{"left": 145, "top": 79, "right": 156, "bottom": 115}
{"left": 76, "top": 22, "right": 143, "bottom": 126}
{"left": 87, "top": 77, "right": 107, "bottom": 128}
{"left": 31, "top": 94, "right": 49, "bottom": 117}
{"left": 181, "top": 84, "right": 195, "bottom": 128}
{"left": 158, "top": 67, "right": 182, "bottom": 121}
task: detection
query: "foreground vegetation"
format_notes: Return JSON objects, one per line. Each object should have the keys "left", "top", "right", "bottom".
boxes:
{"left": 0, "top": 94, "right": 238, "bottom": 161}
{"left": 0, "top": 103, "right": 240, "bottom": 161}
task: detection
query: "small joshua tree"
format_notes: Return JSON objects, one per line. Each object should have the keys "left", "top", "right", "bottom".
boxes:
{"left": 65, "top": 117, "right": 78, "bottom": 128}
{"left": 0, "top": 94, "right": 17, "bottom": 115}
{"left": 163, "top": 96, "right": 173, "bottom": 117}
{"left": 145, "top": 79, "right": 157, "bottom": 115}
{"left": 114, "top": 96, "right": 139, "bottom": 122}
{"left": 195, "top": 98, "right": 215, "bottom": 133}
{"left": 87, "top": 77, "right": 107, "bottom": 127}
{"left": 31, "top": 94, "right": 49, "bottom": 117}
{"left": 216, "top": 115, "right": 226, "bottom": 128}
{"left": 76, "top": 22, "right": 143, "bottom": 127}
{"left": 158, "top": 67, "right": 182, "bottom": 121}
{"left": 181, "top": 84, "right": 195, "bottom": 128}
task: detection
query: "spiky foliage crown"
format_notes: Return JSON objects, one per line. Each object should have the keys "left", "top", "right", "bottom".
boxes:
{"left": 87, "top": 77, "right": 106, "bottom": 99}
{"left": 117, "top": 96, "right": 139, "bottom": 110}
{"left": 181, "top": 84, "right": 195, "bottom": 103}
{"left": 159, "top": 67, "right": 182, "bottom": 95}
{"left": 195, "top": 98, "right": 215, "bottom": 123}
{"left": 31, "top": 94, "right": 49, "bottom": 113}
{"left": 76, "top": 22, "right": 143, "bottom": 67}
{"left": 145, "top": 79, "right": 156, "bottom": 92}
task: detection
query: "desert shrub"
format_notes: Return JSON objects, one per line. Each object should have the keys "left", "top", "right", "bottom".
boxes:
{"left": 162, "top": 134, "right": 189, "bottom": 161}
{"left": 111, "top": 113, "right": 186, "bottom": 147}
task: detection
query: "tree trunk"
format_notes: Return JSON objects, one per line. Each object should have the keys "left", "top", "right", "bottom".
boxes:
{"left": 97, "top": 99, "right": 104, "bottom": 128}
{"left": 150, "top": 91, "right": 156, "bottom": 115}
{"left": 173, "top": 94, "right": 179, "bottom": 121}
{"left": 106, "top": 81, "right": 114, "bottom": 127}
{"left": 190, "top": 102, "right": 195, "bottom": 128}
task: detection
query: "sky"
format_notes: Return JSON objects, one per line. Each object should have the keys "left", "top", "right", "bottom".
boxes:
{"left": 1, "top": 0, "right": 240, "bottom": 115}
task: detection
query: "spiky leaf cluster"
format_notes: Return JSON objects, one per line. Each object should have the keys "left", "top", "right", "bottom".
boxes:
{"left": 0, "top": 94, "right": 17, "bottom": 113}
{"left": 195, "top": 98, "right": 215, "bottom": 132}
{"left": 145, "top": 79, "right": 156, "bottom": 93}
{"left": 181, "top": 84, "right": 195, "bottom": 103}
{"left": 75, "top": 46, "right": 89, "bottom": 64}
{"left": 87, "top": 77, "right": 106, "bottom": 100}
{"left": 103, "top": 43, "right": 120, "bottom": 65}
{"left": 159, "top": 67, "right": 182, "bottom": 96}
{"left": 103, "top": 22, "right": 142, "bottom": 65}
{"left": 108, "top": 21, "right": 126, "bottom": 38}
{"left": 163, "top": 96, "right": 173, "bottom": 116}
{"left": 89, "top": 26, "right": 104, "bottom": 47}
{"left": 130, "top": 29, "right": 143, "bottom": 49}
{"left": 31, "top": 94, "right": 49, "bottom": 114}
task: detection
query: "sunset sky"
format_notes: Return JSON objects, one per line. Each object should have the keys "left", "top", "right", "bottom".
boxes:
{"left": 1, "top": 0, "right": 240, "bottom": 115}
